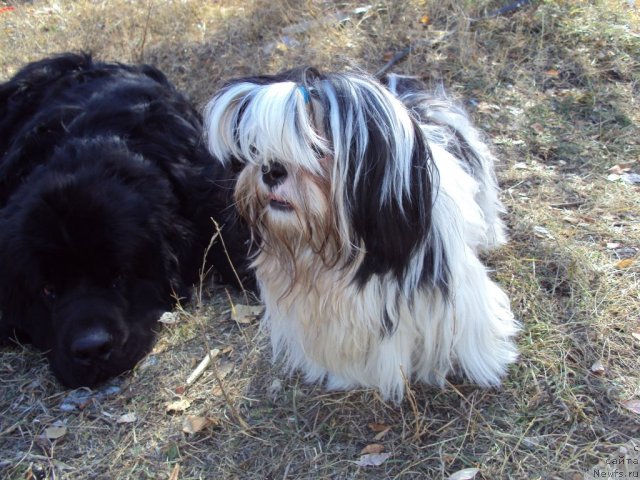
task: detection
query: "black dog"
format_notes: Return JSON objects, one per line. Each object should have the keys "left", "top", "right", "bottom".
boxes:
{"left": 0, "top": 53, "right": 251, "bottom": 388}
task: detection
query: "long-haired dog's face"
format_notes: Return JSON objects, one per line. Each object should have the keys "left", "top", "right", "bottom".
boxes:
{"left": 233, "top": 141, "right": 335, "bottom": 264}
{"left": 205, "top": 68, "right": 437, "bottom": 290}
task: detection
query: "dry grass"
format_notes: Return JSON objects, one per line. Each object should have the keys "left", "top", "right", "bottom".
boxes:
{"left": 1, "top": 0, "right": 639, "bottom": 478}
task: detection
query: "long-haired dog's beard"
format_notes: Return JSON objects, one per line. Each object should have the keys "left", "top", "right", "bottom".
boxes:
{"left": 234, "top": 163, "right": 343, "bottom": 288}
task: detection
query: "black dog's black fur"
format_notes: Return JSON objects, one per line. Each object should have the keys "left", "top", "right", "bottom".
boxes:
{"left": 0, "top": 53, "right": 252, "bottom": 388}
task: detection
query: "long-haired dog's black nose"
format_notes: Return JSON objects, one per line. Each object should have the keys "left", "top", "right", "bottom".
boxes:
{"left": 70, "top": 327, "right": 113, "bottom": 365}
{"left": 261, "top": 161, "right": 288, "bottom": 188}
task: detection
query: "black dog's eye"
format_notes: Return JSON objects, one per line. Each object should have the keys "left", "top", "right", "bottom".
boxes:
{"left": 111, "top": 276, "right": 124, "bottom": 289}
{"left": 42, "top": 284, "right": 56, "bottom": 300}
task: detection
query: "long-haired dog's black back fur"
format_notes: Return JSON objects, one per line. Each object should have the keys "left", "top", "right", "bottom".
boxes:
{"left": 0, "top": 53, "right": 251, "bottom": 387}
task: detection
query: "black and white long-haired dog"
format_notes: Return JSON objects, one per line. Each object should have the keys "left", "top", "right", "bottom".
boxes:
{"left": 204, "top": 67, "right": 518, "bottom": 402}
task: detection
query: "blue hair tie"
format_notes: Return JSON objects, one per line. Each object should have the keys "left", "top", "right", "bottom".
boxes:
{"left": 298, "top": 85, "right": 311, "bottom": 104}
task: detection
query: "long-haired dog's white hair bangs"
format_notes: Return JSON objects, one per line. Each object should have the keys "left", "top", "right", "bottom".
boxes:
{"left": 204, "top": 67, "right": 518, "bottom": 402}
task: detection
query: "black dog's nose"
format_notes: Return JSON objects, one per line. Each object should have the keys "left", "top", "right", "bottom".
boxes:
{"left": 261, "top": 161, "right": 287, "bottom": 188}
{"left": 70, "top": 328, "right": 113, "bottom": 365}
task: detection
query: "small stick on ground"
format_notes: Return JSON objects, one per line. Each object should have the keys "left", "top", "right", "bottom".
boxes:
{"left": 186, "top": 348, "right": 220, "bottom": 386}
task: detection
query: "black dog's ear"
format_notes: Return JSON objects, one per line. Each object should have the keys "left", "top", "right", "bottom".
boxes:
{"left": 0, "top": 210, "right": 50, "bottom": 348}
{"left": 0, "top": 251, "right": 51, "bottom": 349}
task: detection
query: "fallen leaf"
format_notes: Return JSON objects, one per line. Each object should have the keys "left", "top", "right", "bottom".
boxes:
{"left": 211, "top": 363, "right": 234, "bottom": 396}
{"left": 590, "top": 360, "right": 605, "bottom": 375}
{"left": 266, "top": 378, "right": 282, "bottom": 400}
{"left": 211, "top": 385, "right": 223, "bottom": 396}
{"left": 355, "top": 452, "right": 391, "bottom": 467}
{"left": 419, "top": 14, "right": 430, "bottom": 25}
{"left": 353, "top": 6, "right": 372, "bottom": 15}
{"left": 151, "top": 342, "right": 168, "bottom": 354}
{"left": 577, "top": 215, "right": 595, "bottom": 224}
{"left": 533, "top": 225, "right": 554, "bottom": 239}
{"left": 621, "top": 399, "right": 640, "bottom": 415}
{"left": 614, "top": 247, "right": 638, "bottom": 258}
{"left": 621, "top": 173, "right": 640, "bottom": 185}
{"left": 562, "top": 216, "right": 580, "bottom": 225}
{"left": 373, "top": 427, "right": 391, "bottom": 441}
{"left": 530, "top": 123, "right": 545, "bottom": 134}
{"left": 159, "top": 312, "right": 179, "bottom": 325}
{"left": 139, "top": 355, "right": 158, "bottom": 370}
{"left": 368, "top": 423, "right": 392, "bottom": 439}
{"left": 182, "top": 416, "right": 209, "bottom": 434}
{"left": 608, "top": 164, "right": 633, "bottom": 174}
{"left": 181, "top": 415, "right": 219, "bottom": 434}
{"left": 166, "top": 399, "right": 191, "bottom": 414}
{"left": 545, "top": 69, "right": 560, "bottom": 77}
{"left": 44, "top": 425, "right": 67, "bottom": 440}
{"left": 615, "top": 258, "right": 634, "bottom": 269}
{"left": 522, "top": 436, "right": 541, "bottom": 449}
{"left": 59, "top": 403, "right": 77, "bottom": 412}
{"left": 117, "top": 412, "right": 137, "bottom": 424}
{"left": 215, "top": 362, "right": 234, "bottom": 380}
{"left": 476, "top": 102, "right": 501, "bottom": 114}
{"left": 231, "top": 304, "right": 265, "bottom": 324}
{"left": 607, "top": 173, "right": 621, "bottom": 182}
{"left": 261, "top": 41, "right": 278, "bottom": 55}
{"left": 175, "top": 385, "right": 186, "bottom": 395}
{"left": 448, "top": 467, "right": 480, "bottom": 480}
{"left": 368, "top": 423, "right": 390, "bottom": 432}
{"left": 360, "top": 444, "right": 385, "bottom": 455}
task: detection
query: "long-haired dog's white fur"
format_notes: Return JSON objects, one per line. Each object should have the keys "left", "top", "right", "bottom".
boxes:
{"left": 204, "top": 67, "right": 518, "bottom": 402}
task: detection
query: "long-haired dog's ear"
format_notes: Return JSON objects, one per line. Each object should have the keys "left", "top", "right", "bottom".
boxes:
{"left": 318, "top": 74, "right": 445, "bottom": 294}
